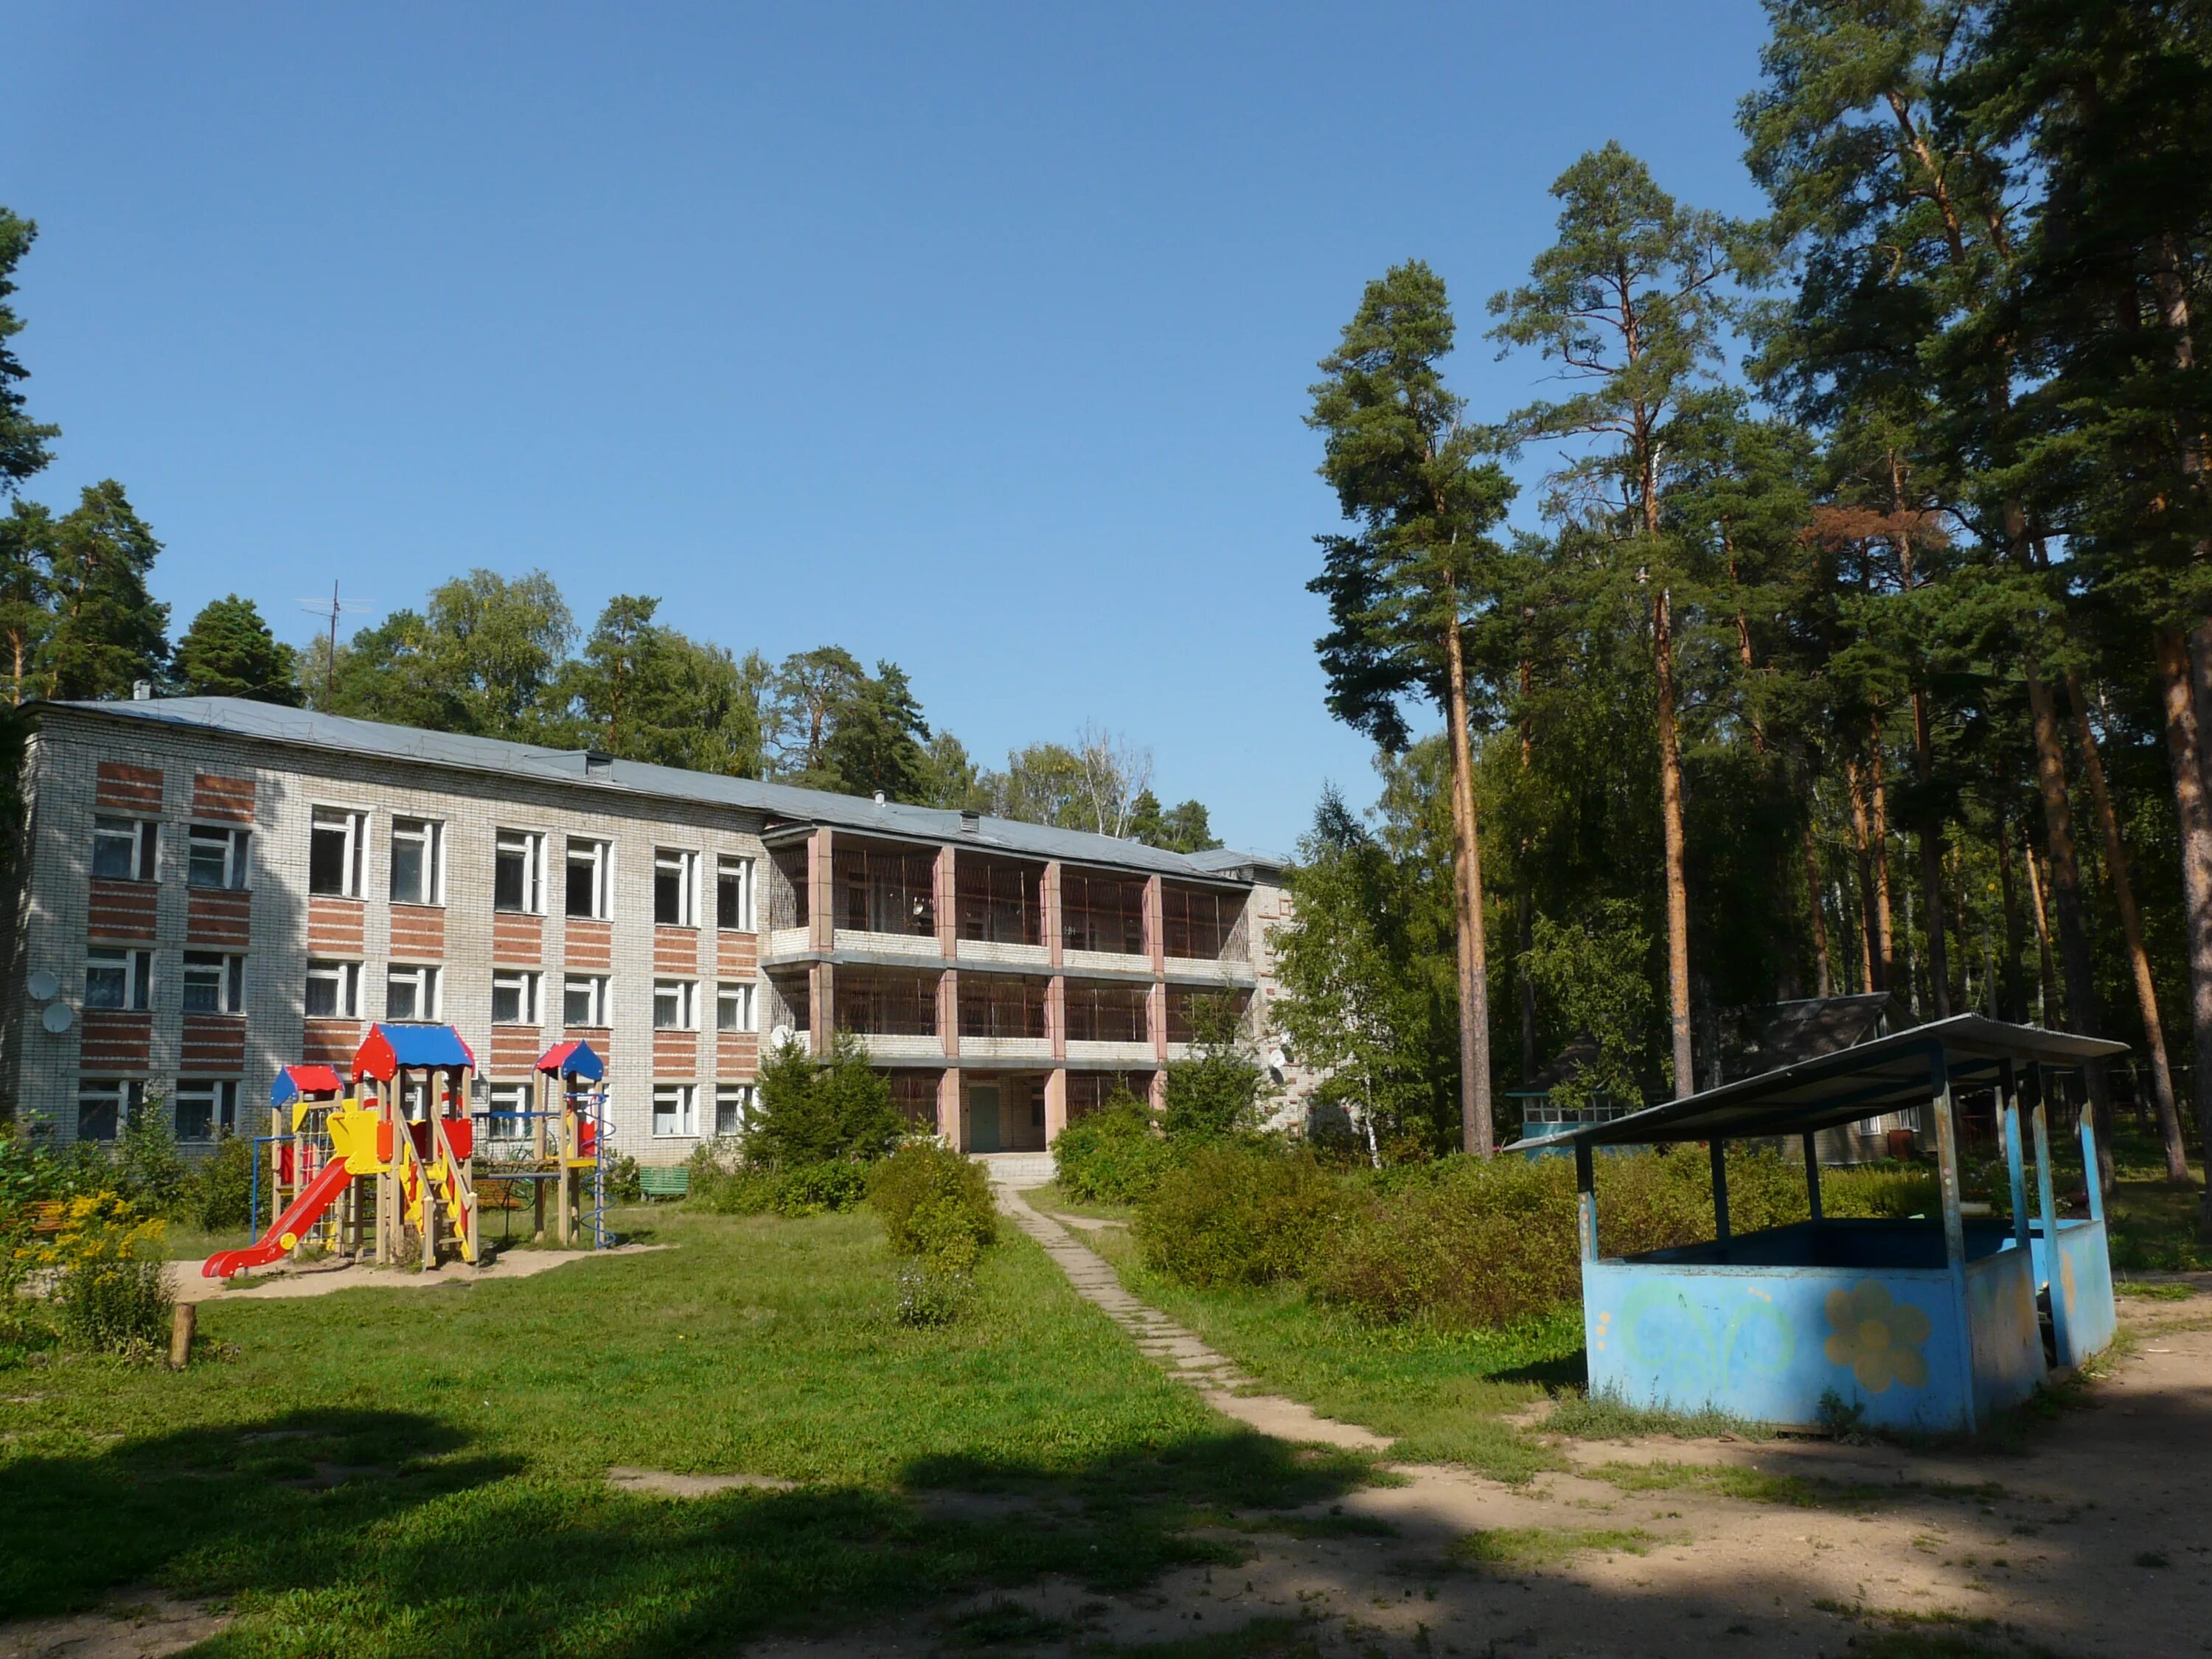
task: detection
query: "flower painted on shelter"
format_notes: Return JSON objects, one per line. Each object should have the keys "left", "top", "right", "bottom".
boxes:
{"left": 1823, "top": 1281, "right": 1931, "bottom": 1393}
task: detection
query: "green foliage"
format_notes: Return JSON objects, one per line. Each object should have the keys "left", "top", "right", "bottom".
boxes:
{"left": 770, "top": 1161, "right": 869, "bottom": 1217}
{"left": 1518, "top": 899, "right": 1656, "bottom": 1107}
{"left": 606, "top": 1155, "right": 643, "bottom": 1204}
{"left": 562, "top": 594, "right": 764, "bottom": 776}
{"left": 322, "top": 568, "right": 574, "bottom": 739}
{"left": 114, "top": 1107, "right": 192, "bottom": 1221}
{"left": 684, "top": 1140, "right": 782, "bottom": 1215}
{"left": 1135, "top": 1144, "right": 1345, "bottom": 1288}
{"left": 192, "top": 1133, "right": 260, "bottom": 1231}
{"left": 742, "top": 1033, "right": 905, "bottom": 1170}
{"left": 173, "top": 595, "right": 300, "bottom": 704}
{"left": 1160, "top": 998, "right": 1267, "bottom": 1143}
{"left": 57, "top": 1254, "right": 171, "bottom": 1358}
{"left": 1128, "top": 789, "right": 1220, "bottom": 852}
{"left": 0, "top": 206, "right": 58, "bottom": 492}
{"left": 867, "top": 1141, "right": 996, "bottom": 1263}
{"left": 44, "top": 481, "right": 170, "bottom": 700}
{"left": 1053, "top": 1093, "right": 1175, "bottom": 1205}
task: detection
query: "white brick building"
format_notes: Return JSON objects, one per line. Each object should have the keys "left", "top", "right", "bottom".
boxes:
{"left": 3, "top": 698, "right": 1303, "bottom": 1164}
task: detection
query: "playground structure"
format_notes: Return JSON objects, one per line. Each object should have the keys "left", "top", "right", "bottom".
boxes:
{"left": 204, "top": 1026, "right": 613, "bottom": 1279}
{"left": 473, "top": 1040, "right": 612, "bottom": 1249}
{"left": 1507, "top": 1013, "right": 2125, "bottom": 1435}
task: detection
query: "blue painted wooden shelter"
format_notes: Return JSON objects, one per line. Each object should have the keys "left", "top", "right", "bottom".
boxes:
{"left": 1504, "top": 1015, "right": 2125, "bottom": 1433}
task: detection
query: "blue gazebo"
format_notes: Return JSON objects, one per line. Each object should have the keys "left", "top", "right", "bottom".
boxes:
{"left": 1506, "top": 1015, "right": 2124, "bottom": 1433}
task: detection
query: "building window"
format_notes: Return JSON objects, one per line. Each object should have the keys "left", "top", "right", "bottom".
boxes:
{"left": 485, "top": 1082, "right": 530, "bottom": 1144}
{"left": 187, "top": 824, "right": 250, "bottom": 889}
{"left": 563, "top": 973, "right": 610, "bottom": 1027}
{"left": 309, "top": 806, "right": 367, "bottom": 898}
{"left": 714, "top": 1084, "right": 756, "bottom": 1137}
{"left": 76, "top": 1079, "right": 143, "bottom": 1142}
{"left": 390, "top": 817, "right": 444, "bottom": 905}
{"left": 653, "top": 979, "right": 698, "bottom": 1030}
{"left": 716, "top": 981, "right": 755, "bottom": 1033}
{"left": 305, "top": 960, "right": 362, "bottom": 1019}
{"left": 92, "top": 815, "right": 157, "bottom": 882}
{"left": 654, "top": 849, "right": 699, "bottom": 927}
{"left": 174, "top": 1078, "right": 240, "bottom": 1142}
{"left": 494, "top": 829, "right": 545, "bottom": 914}
{"left": 84, "top": 947, "right": 153, "bottom": 1012}
{"left": 386, "top": 963, "right": 443, "bottom": 1022}
{"left": 653, "top": 1083, "right": 698, "bottom": 1138}
{"left": 717, "top": 855, "right": 755, "bottom": 931}
{"left": 566, "top": 838, "right": 611, "bottom": 919}
{"left": 181, "top": 950, "right": 245, "bottom": 1015}
{"left": 492, "top": 969, "right": 543, "bottom": 1026}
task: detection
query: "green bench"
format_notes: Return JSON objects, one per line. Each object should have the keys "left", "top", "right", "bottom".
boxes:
{"left": 636, "top": 1166, "right": 690, "bottom": 1200}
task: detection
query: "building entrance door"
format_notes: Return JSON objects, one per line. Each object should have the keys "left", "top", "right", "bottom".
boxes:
{"left": 967, "top": 1084, "right": 1001, "bottom": 1153}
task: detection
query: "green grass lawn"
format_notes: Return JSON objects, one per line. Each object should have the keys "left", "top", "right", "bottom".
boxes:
{"left": 2, "top": 1208, "right": 1376, "bottom": 1655}
{"left": 1023, "top": 1180, "right": 1138, "bottom": 1225}
{"left": 1083, "top": 1228, "right": 1579, "bottom": 1482}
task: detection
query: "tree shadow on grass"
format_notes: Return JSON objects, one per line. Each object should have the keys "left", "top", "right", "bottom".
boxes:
{"left": 1492, "top": 1344, "right": 1587, "bottom": 1392}
{"left": 0, "top": 1413, "right": 1377, "bottom": 1656}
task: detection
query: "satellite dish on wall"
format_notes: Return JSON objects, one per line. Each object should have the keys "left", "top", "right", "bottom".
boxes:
{"left": 25, "top": 969, "right": 58, "bottom": 1001}
{"left": 1266, "top": 1047, "right": 1289, "bottom": 1071}
{"left": 41, "top": 1002, "right": 74, "bottom": 1034}
{"left": 769, "top": 1024, "right": 797, "bottom": 1051}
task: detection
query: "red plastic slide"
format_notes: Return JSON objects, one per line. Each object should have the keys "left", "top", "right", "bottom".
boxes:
{"left": 203, "top": 1158, "right": 354, "bottom": 1279}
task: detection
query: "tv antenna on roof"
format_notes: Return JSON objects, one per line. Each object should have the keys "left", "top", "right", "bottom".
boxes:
{"left": 298, "top": 581, "right": 375, "bottom": 705}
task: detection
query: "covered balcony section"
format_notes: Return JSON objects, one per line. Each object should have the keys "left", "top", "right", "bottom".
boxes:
{"left": 1065, "top": 1067, "right": 1157, "bottom": 1123}
{"left": 1164, "top": 986, "right": 1253, "bottom": 1057}
{"left": 958, "top": 973, "right": 1050, "bottom": 1062}
{"left": 831, "top": 838, "right": 943, "bottom": 956}
{"left": 1161, "top": 880, "right": 1255, "bottom": 985}
{"left": 1060, "top": 866, "right": 1150, "bottom": 971}
{"left": 955, "top": 849, "right": 1045, "bottom": 965}
{"left": 834, "top": 966, "right": 945, "bottom": 1062}
{"left": 1065, "top": 978, "right": 1155, "bottom": 1067}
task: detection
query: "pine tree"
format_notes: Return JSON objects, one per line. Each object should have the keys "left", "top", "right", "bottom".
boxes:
{"left": 42, "top": 481, "right": 168, "bottom": 700}
{"left": 0, "top": 209, "right": 58, "bottom": 495}
{"left": 173, "top": 594, "right": 301, "bottom": 703}
{"left": 1309, "top": 260, "right": 1520, "bottom": 1154}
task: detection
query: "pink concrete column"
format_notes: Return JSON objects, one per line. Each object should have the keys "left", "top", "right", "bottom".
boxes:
{"left": 1144, "top": 874, "right": 1165, "bottom": 971}
{"left": 1048, "top": 974, "right": 1066, "bottom": 1060}
{"left": 934, "top": 846, "right": 958, "bottom": 958}
{"left": 809, "top": 960, "right": 834, "bottom": 1054}
{"left": 1044, "top": 1068, "right": 1068, "bottom": 1144}
{"left": 1043, "top": 861, "right": 1063, "bottom": 968}
{"left": 937, "top": 1067, "right": 962, "bottom": 1147}
{"left": 1148, "top": 1069, "right": 1167, "bottom": 1112}
{"left": 939, "top": 969, "right": 959, "bottom": 1058}
{"left": 1149, "top": 980, "right": 1168, "bottom": 1062}
{"left": 808, "top": 828, "right": 835, "bottom": 951}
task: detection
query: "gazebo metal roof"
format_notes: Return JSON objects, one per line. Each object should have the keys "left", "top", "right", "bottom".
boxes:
{"left": 1503, "top": 1014, "right": 2126, "bottom": 1153}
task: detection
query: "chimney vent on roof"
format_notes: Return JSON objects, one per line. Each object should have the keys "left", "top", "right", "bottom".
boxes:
{"left": 873, "top": 790, "right": 886, "bottom": 806}
{"left": 584, "top": 749, "right": 613, "bottom": 776}
{"left": 959, "top": 810, "right": 981, "bottom": 835}
{"left": 131, "top": 681, "right": 152, "bottom": 702}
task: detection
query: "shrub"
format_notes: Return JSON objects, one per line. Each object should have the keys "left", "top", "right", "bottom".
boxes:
{"left": 869, "top": 1142, "right": 996, "bottom": 1261}
{"left": 1159, "top": 998, "right": 1268, "bottom": 1142}
{"left": 1054, "top": 1094, "right": 1174, "bottom": 1204}
{"left": 895, "top": 1258, "right": 975, "bottom": 1326}
{"left": 744, "top": 1034, "right": 905, "bottom": 1169}
{"left": 1135, "top": 1144, "right": 1346, "bottom": 1287}
{"left": 772, "top": 1161, "right": 869, "bottom": 1217}
{"left": 686, "top": 1139, "right": 782, "bottom": 1216}
{"left": 195, "top": 1133, "right": 260, "bottom": 1231}
{"left": 30, "top": 1192, "right": 173, "bottom": 1359}
{"left": 116, "top": 1107, "right": 192, "bottom": 1219}
{"left": 607, "top": 1155, "right": 643, "bottom": 1203}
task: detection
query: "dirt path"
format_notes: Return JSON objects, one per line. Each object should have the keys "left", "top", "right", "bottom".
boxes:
{"left": 814, "top": 1184, "right": 2212, "bottom": 1659}
{"left": 167, "top": 1242, "right": 666, "bottom": 1304}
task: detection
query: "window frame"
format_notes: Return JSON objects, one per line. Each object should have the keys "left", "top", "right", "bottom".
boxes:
{"left": 493, "top": 828, "right": 546, "bottom": 915}
{"left": 484, "top": 1081, "right": 532, "bottom": 1144}
{"left": 714, "top": 1083, "right": 757, "bottom": 1137}
{"left": 654, "top": 848, "right": 700, "bottom": 928}
{"left": 75, "top": 1078, "right": 144, "bottom": 1142}
{"left": 652, "top": 1082, "right": 698, "bottom": 1139}
{"left": 308, "top": 805, "right": 369, "bottom": 899}
{"left": 173, "top": 1078, "right": 240, "bottom": 1143}
{"left": 385, "top": 961, "right": 443, "bottom": 1022}
{"left": 91, "top": 815, "right": 158, "bottom": 883}
{"left": 389, "top": 816, "right": 445, "bottom": 906}
{"left": 716, "top": 855, "right": 756, "bottom": 931}
{"left": 491, "top": 967, "right": 543, "bottom": 1026}
{"left": 715, "top": 981, "right": 756, "bottom": 1034}
{"left": 565, "top": 836, "right": 612, "bottom": 920}
{"left": 304, "top": 959, "right": 362, "bottom": 1020}
{"left": 187, "top": 823, "right": 251, "bottom": 890}
{"left": 652, "top": 978, "right": 698, "bottom": 1031}
{"left": 181, "top": 950, "right": 245, "bottom": 1015}
{"left": 83, "top": 946, "right": 153, "bottom": 1012}
{"left": 563, "top": 973, "right": 611, "bottom": 1028}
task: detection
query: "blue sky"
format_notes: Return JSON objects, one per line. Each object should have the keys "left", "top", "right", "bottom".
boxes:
{"left": 3, "top": 2, "right": 1771, "bottom": 854}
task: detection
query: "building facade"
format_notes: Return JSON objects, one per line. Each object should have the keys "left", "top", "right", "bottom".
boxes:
{"left": 3, "top": 698, "right": 1301, "bottom": 1161}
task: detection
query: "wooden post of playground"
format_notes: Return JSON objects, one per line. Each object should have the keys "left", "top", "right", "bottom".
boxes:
{"left": 167, "top": 1301, "right": 195, "bottom": 1370}
{"left": 556, "top": 1077, "right": 574, "bottom": 1248}
{"left": 375, "top": 1078, "right": 394, "bottom": 1266}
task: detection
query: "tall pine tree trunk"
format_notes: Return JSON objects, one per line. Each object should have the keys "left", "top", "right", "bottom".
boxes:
{"left": 1655, "top": 585, "right": 1694, "bottom": 1098}
{"left": 1996, "top": 808, "right": 2029, "bottom": 1024}
{"left": 1802, "top": 823, "right": 1833, "bottom": 998}
{"left": 1846, "top": 758, "right": 1880, "bottom": 993}
{"left": 2155, "top": 626, "right": 2212, "bottom": 1228}
{"left": 2023, "top": 653, "right": 2116, "bottom": 1194}
{"left": 1869, "top": 723, "right": 1895, "bottom": 991}
{"left": 2067, "top": 669, "right": 2189, "bottom": 1180}
{"left": 1443, "top": 607, "right": 1493, "bottom": 1155}
{"left": 1911, "top": 691, "right": 1952, "bottom": 1020}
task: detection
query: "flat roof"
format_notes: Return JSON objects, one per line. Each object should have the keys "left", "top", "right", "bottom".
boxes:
{"left": 1503, "top": 1014, "right": 2128, "bottom": 1152}
{"left": 37, "top": 696, "right": 1265, "bottom": 886}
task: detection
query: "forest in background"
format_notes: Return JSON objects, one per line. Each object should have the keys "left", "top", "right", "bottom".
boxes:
{"left": 1272, "top": 1, "right": 2212, "bottom": 1222}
